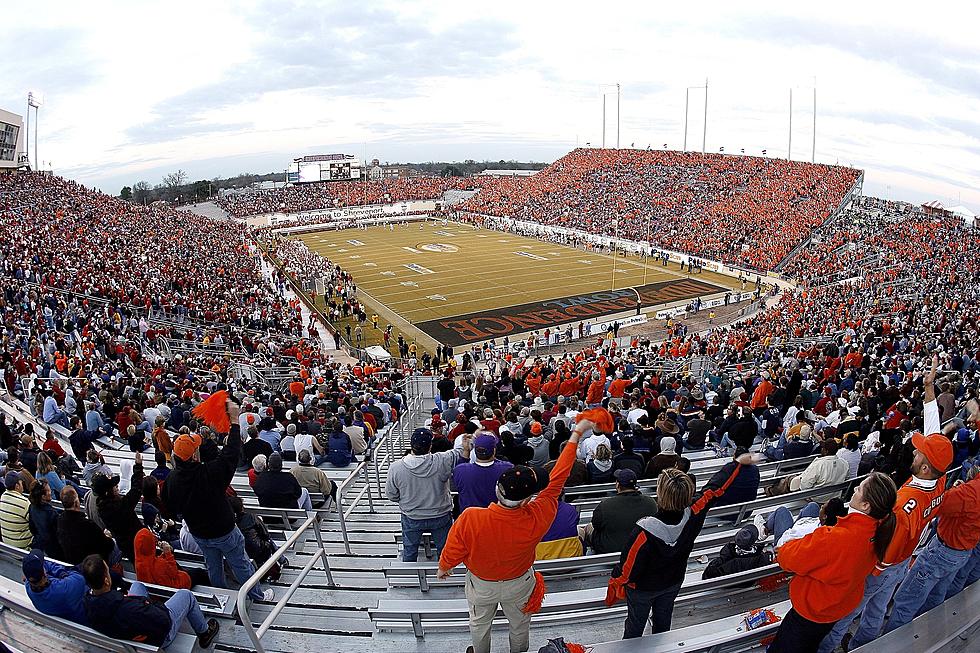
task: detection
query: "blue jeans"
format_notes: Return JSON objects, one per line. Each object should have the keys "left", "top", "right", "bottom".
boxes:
{"left": 192, "top": 526, "right": 264, "bottom": 601}
{"left": 765, "top": 502, "right": 819, "bottom": 544}
{"left": 884, "top": 537, "right": 973, "bottom": 633}
{"left": 623, "top": 582, "right": 683, "bottom": 637}
{"left": 128, "top": 582, "right": 207, "bottom": 648}
{"left": 400, "top": 513, "right": 452, "bottom": 562}
{"left": 946, "top": 542, "right": 980, "bottom": 599}
{"left": 818, "top": 562, "right": 907, "bottom": 652}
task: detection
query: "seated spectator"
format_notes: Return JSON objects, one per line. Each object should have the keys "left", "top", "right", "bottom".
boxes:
{"left": 613, "top": 437, "right": 646, "bottom": 476}
{"left": 22, "top": 549, "right": 89, "bottom": 626}
{"left": 140, "top": 477, "right": 179, "bottom": 549}
{"left": 344, "top": 412, "right": 369, "bottom": 455}
{"left": 644, "top": 436, "right": 679, "bottom": 479}
{"left": 28, "top": 479, "right": 63, "bottom": 559}
{"left": 81, "top": 554, "right": 220, "bottom": 649}
{"left": 526, "top": 422, "right": 551, "bottom": 467}
{"left": 702, "top": 524, "right": 773, "bottom": 580}
{"left": 229, "top": 496, "right": 286, "bottom": 583}
{"left": 57, "top": 486, "right": 119, "bottom": 566}
{"left": 241, "top": 426, "right": 273, "bottom": 469}
{"left": 69, "top": 418, "right": 101, "bottom": 462}
{"left": 149, "top": 450, "right": 171, "bottom": 483}
{"left": 587, "top": 444, "right": 615, "bottom": 484}
{"left": 133, "top": 527, "right": 210, "bottom": 590}
{"left": 759, "top": 498, "right": 848, "bottom": 548}
{"left": 544, "top": 454, "right": 588, "bottom": 487}
{"left": 536, "top": 493, "right": 582, "bottom": 560}
{"left": 126, "top": 424, "right": 149, "bottom": 453}
{"left": 582, "top": 469, "right": 658, "bottom": 554}
{"left": 452, "top": 434, "right": 512, "bottom": 512}
{"left": 19, "top": 434, "right": 40, "bottom": 477}
{"left": 684, "top": 411, "right": 711, "bottom": 450}
{"left": 766, "top": 439, "right": 850, "bottom": 498}
{"left": 82, "top": 450, "right": 111, "bottom": 484}
{"left": 711, "top": 448, "right": 761, "bottom": 508}
{"left": 254, "top": 453, "right": 312, "bottom": 510}
{"left": 837, "top": 433, "right": 862, "bottom": 479}
{"left": 324, "top": 423, "right": 354, "bottom": 467}
{"left": 2, "top": 448, "right": 35, "bottom": 492}
{"left": 0, "top": 471, "right": 31, "bottom": 549}
{"left": 765, "top": 423, "right": 817, "bottom": 461}
{"left": 93, "top": 455, "right": 144, "bottom": 562}
{"left": 249, "top": 454, "right": 266, "bottom": 487}
{"left": 290, "top": 449, "right": 337, "bottom": 507}
{"left": 41, "top": 429, "right": 66, "bottom": 460}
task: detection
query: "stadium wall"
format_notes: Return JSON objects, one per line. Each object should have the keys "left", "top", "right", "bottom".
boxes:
{"left": 246, "top": 199, "right": 438, "bottom": 228}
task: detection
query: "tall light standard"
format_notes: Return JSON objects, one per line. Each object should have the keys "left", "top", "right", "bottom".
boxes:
{"left": 682, "top": 80, "right": 708, "bottom": 152}
{"left": 600, "top": 84, "right": 621, "bottom": 149}
{"left": 27, "top": 91, "right": 42, "bottom": 170}
{"left": 609, "top": 218, "right": 619, "bottom": 290}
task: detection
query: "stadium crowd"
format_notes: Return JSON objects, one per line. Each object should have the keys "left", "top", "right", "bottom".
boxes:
{"left": 2, "top": 160, "right": 979, "bottom": 653}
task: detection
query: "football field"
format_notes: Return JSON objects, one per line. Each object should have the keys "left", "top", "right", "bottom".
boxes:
{"left": 292, "top": 221, "right": 740, "bottom": 351}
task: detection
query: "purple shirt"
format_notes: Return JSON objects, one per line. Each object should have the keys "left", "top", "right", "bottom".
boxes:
{"left": 453, "top": 460, "right": 513, "bottom": 511}
{"left": 542, "top": 501, "right": 579, "bottom": 542}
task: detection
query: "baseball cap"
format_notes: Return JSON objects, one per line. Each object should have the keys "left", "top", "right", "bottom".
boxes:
{"left": 431, "top": 408, "right": 442, "bottom": 415}
{"left": 3, "top": 471, "right": 21, "bottom": 491}
{"left": 22, "top": 549, "right": 45, "bottom": 584}
{"left": 497, "top": 465, "right": 550, "bottom": 502}
{"left": 172, "top": 433, "right": 203, "bottom": 461}
{"left": 735, "top": 525, "right": 759, "bottom": 549}
{"left": 473, "top": 434, "right": 497, "bottom": 457}
{"left": 411, "top": 428, "right": 433, "bottom": 452}
{"left": 613, "top": 468, "right": 638, "bottom": 488}
{"left": 911, "top": 433, "right": 953, "bottom": 472}
{"left": 91, "top": 473, "right": 120, "bottom": 495}
{"left": 956, "top": 428, "right": 971, "bottom": 443}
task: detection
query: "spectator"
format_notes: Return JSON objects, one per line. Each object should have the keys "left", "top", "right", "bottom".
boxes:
{"left": 92, "top": 454, "right": 144, "bottom": 562}
{"left": 56, "top": 486, "right": 118, "bottom": 566}
{"left": 607, "top": 452, "right": 760, "bottom": 637}
{"left": 82, "top": 450, "right": 111, "bottom": 484}
{"left": 766, "top": 439, "right": 848, "bottom": 499}
{"left": 581, "top": 469, "right": 658, "bottom": 554}
{"left": 81, "top": 554, "right": 220, "bottom": 649}
{"left": 453, "top": 434, "right": 512, "bottom": 512}
{"left": 837, "top": 433, "right": 862, "bottom": 479}
{"left": 644, "top": 436, "right": 679, "bottom": 480}
{"left": 526, "top": 422, "right": 550, "bottom": 467}
{"left": 536, "top": 493, "right": 583, "bottom": 560}
{"left": 767, "top": 472, "right": 897, "bottom": 653}
{"left": 22, "top": 549, "right": 89, "bottom": 626}
{"left": 387, "top": 428, "right": 471, "bottom": 562}
{"left": 612, "top": 437, "right": 645, "bottom": 476}
{"left": 254, "top": 452, "right": 312, "bottom": 510}
{"left": 242, "top": 426, "right": 273, "bottom": 469}
{"left": 702, "top": 524, "right": 773, "bottom": 580}
{"left": 162, "top": 398, "right": 273, "bottom": 602}
{"left": 134, "top": 527, "right": 210, "bottom": 590}
{"left": 0, "top": 471, "right": 31, "bottom": 549}
{"left": 28, "top": 479, "right": 63, "bottom": 559}
{"left": 290, "top": 449, "right": 336, "bottom": 508}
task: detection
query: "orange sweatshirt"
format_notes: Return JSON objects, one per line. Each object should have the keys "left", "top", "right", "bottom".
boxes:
{"left": 439, "top": 435, "right": 578, "bottom": 581}
{"left": 877, "top": 475, "right": 945, "bottom": 573}
{"left": 777, "top": 511, "right": 879, "bottom": 623}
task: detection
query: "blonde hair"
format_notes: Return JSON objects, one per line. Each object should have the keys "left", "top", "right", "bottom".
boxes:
{"left": 657, "top": 468, "right": 695, "bottom": 512}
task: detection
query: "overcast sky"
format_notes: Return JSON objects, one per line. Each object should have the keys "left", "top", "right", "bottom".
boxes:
{"left": 4, "top": 1, "right": 980, "bottom": 207}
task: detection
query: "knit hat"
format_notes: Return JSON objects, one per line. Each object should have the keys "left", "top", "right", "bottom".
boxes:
{"left": 172, "top": 433, "right": 203, "bottom": 462}
{"left": 497, "top": 465, "right": 550, "bottom": 502}
{"left": 530, "top": 422, "right": 543, "bottom": 436}
{"left": 735, "top": 524, "right": 759, "bottom": 549}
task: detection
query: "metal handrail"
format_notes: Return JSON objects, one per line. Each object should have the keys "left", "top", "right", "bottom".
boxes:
{"left": 236, "top": 512, "right": 335, "bottom": 653}
{"left": 335, "top": 425, "right": 392, "bottom": 553}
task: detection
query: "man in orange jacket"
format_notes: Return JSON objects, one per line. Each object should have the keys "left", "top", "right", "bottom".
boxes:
{"left": 819, "top": 355, "right": 951, "bottom": 652}
{"left": 437, "top": 410, "right": 610, "bottom": 653}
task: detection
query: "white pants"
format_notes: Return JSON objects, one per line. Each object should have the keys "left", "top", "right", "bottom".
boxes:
{"left": 464, "top": 569, "right": 535, "bottom": 653}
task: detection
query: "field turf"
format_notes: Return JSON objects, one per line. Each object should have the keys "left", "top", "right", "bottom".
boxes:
{"left": 292, "top": 220, "right": 740, "bottom": 351}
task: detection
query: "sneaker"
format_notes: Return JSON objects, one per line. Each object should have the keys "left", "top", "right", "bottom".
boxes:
{"left": 753, "top": 513, "right": 770, "bottom": 538}
{"left": 261, "top": 588, "right": 275, "bottom": 602}
{"left": 198, "top": 618, "right": 220, "bottom": 649}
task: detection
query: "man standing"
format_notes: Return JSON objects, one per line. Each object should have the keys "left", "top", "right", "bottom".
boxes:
{"left": 437, "top": 370, "right": 456, "bottom": 412}
{"left": 163, "top": 396, "right": 273, "bottom": 602}
{"left": 386, "top": 428, "right": 472, "bottom": 562}
{"left": 453, "top": 434, "right": 512, "bottom": 512}
{"left": 437, "top": 411, "right": 604, "bottom": 653}
{"left": 581, "top": 469, "right": 658, "bottom": 554}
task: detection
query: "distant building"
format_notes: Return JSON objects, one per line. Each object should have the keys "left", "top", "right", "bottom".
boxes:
{"left": 477, "top": 169, "right": 538, "bottom": 178}
{"left": 0, "top": 108, "right": 26, "bottom": 170}
{"left": 368, "top": 164, "right": 418, "bottom": 181}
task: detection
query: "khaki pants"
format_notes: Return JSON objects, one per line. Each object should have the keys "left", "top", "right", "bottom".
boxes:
{"left": 464, "top": 569, "right": 535, "bottom": 653}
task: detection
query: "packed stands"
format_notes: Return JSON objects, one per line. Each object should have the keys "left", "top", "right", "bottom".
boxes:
{"left": 0, "top": 164, "right": 979, "bottom": 653}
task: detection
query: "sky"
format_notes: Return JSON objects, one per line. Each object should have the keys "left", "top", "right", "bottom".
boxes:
{"left": 4, "top": 1, "right": 980, "bottom": 208}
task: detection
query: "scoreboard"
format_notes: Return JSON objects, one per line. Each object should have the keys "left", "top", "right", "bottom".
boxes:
{"left": 289, "top": 154, "right": 362, "bottom": 183}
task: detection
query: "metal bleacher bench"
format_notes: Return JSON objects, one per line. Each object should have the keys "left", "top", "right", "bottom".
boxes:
{"left": 372, "top": 563, "right": 790, "bottom": 638}
{"left": 0, "top": 575, "right": 198, "bottom": 653}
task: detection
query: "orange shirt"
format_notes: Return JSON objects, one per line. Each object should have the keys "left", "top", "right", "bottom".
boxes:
{"left": 288, "top": 380, "right": 305, "bottom": 400}
{"left": 608, "top": 379, "right": 630, "bottom": 399}
{"left": 878, "top": 475, "right": 945, "bottom": 572}
{"left": 935, "top": 476, "right": 980, "bottom": 552}
{"left": 439, "top": 436, "right": 578, "bottom": 581}
{"left": 778, "top": 512, "right": 879, "bottom": 623}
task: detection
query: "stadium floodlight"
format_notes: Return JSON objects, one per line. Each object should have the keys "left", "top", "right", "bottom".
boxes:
{"left": 26, "top": 91, "right": 43, "bottom": 170}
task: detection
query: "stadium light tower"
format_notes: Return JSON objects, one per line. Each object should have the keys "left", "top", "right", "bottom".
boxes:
{"left": 600, "top": 84, "right": 621, "bottom": 149}
{"left": 682, "top": 80, "right": 708, "bottom": 152}
{"left": 27, "top": 91, "right": 43, "bottom": 170}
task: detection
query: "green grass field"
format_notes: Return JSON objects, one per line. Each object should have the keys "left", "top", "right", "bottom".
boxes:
{"left": 292, "top": 220, "right": 740, "bottom": 352}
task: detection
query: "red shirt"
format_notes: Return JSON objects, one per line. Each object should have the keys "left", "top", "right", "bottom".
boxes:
{"left": 42, "top": 439, "right": 66, "bottom": 459}
{"left": 935, "top": 477, "right": 980, "bottom": 551}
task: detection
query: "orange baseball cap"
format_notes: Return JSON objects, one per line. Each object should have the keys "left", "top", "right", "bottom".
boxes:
{"left": 173, "top": 433, "right": 203, "bottom": 461}
{"left": 911, "top": 433, "right": 953, "bottom": 472}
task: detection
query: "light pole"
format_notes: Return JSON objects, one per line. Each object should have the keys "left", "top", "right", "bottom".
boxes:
{"left": 788, "top": 88, "right": 793, "bottom": 160}
{"left": 600, "top": 84, "right": 621, "bottom": 149}
{"left": 27, "top": 91, "right": 42, "bottom": 170}
{"left": 616, "top": 83, "right": 621, "bottom": 149}
{"left": 702, "top": 78, "right": 708, "bottom": 153}
{"left": 682, "top": 81, "right": 708, "bottom": 152}
{"left": 609, "top": 219, "right": 619, "bottom": 291}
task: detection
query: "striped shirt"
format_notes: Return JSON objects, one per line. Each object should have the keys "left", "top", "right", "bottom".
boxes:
{"left": 0, "top": 490, "right": 32, "bottom": 550}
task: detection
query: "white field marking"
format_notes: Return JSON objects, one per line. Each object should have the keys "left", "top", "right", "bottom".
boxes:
{"left": 337, "top": 248, "right": 348, "bottom": 253}
{"left": 400, "top": 281, "right": 420, "bottom": 287}
{"left": 578, "top": 259, "right": 593, "bottom": 264}
{"left": 426, "top": 295, "right": 447, "bottom": 301}
{"left": 404, "top": 263, "right": 434, "bottom": 274}
{"left": 380, "top": 271, "right": 396, "bottom": 276}
{"left": 349, "top": 255, "right": 361, "bottom": 259}
{"left": 347, "top": 240, "right": 365, "bottom": 246}
{"left": 364, "top": 262, "right": 377, "bottom": 267}
{"left": 403, "top": 246, "right": 422, "bottom": 254}
{"left": 514, "top": 251, "right": 548, "bottom": 261}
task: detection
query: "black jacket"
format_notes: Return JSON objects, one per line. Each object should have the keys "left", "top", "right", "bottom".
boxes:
{"left": 254, "top": 471, "right": 302, "bottom": 509}
{"left": 611, "top": 462, "right": 745, "bottom": 593}
{"left": 590, "top": 491, "right": 658, "bottom": 554}
{"left": 242, "top": 437, "right": 273, "bottom": 468}
{"left": 84, "top": 590, "right": 171, "bottom": 647}
{"left": 29, "top": 502, "right": 64, "bottom": 559}
{"left": 163, "top": 425, "right": 241, "bottom": 539}
{"left": 96, "top": 463, "right": 144, "bottom": 561}
{"left": 57, "top": 509, "right": 117, "bottom": 564}
{"left": 702, "top": 542, "right": 772, "bottom": 580}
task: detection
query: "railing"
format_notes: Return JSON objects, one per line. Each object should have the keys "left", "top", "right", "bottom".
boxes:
{"left": 236, "top": 512, "right": 335, "bottom": 653}
{"left": 334, "top": 426, "right": 398, "bottom": 554}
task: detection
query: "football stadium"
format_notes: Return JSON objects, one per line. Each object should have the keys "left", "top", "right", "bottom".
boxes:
{"left": 1, "top": 7, "right": 980, "bottom": 653}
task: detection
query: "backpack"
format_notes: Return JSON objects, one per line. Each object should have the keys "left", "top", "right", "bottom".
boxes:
{"left": 326, "top": 433, "right": 353, "bottom": 467}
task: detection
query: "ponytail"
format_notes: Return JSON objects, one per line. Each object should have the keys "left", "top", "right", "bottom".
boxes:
{"left": 872, "top": 511, "right": 896, "bottom": 562}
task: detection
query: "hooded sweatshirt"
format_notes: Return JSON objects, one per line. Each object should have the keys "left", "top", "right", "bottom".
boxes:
{"left": 134, "top": 528, "right": 192, "bottom": 590}
{"left": 386, "top": 449, "right": 460, "bottom": 519}
{"left": 527, "top": 435, "right": 550, "bottom": 467}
